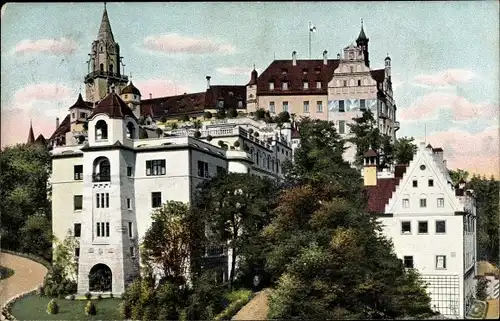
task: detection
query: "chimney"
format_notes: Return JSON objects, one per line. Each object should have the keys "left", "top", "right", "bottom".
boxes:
{"left": 323, "top": 50, "right": 328, "bottom": 65}
{"left": 206, "top": 76, "right": 211, "bottom": 89}
{"left": 56, "top": 117, "right": 60, "bottom": 129}
{"left": 149, "top": 93, "right": 152, "bottom": 99}
{"left": 292, "top": 51, "right": 297, "bottom": 66}
{"left": 363, "top": 148, "right": 378, "bottom": 186}
{"left": 337, "top": 53, "right": 341, "bottom": 59}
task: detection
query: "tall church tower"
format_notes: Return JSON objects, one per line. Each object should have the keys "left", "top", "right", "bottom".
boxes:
{"left": 356, "top": 20, "right": 370, "bottom": 68}
{"left": 84, "top": 4, "right": 128, "bottom": 103}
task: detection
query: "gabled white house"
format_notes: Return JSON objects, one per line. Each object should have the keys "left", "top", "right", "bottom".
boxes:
{"left": 365, "top": 142, "right": 477, "bottom": 319}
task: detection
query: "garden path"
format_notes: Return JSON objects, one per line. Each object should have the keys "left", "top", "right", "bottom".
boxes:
{"left": 232, "top": 288, "right": 270, "bottom": 320}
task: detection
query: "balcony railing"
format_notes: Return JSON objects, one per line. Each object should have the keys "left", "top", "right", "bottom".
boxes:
{"left": 92, "top": 173, "right": 110, "bottom": 182}
{"left": 84, "top": 71, "right": 128, "bottom": 83}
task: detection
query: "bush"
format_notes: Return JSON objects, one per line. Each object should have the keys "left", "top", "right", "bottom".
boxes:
{"left": 476, "top": 277, "right": 488, "bottom": 300}
{"left": 233, "top": 141, "right": 240, "bottom": 148}
{"left": 218, "top": 140, "right": 224, "bottom": 147}
{"left": 85, "top": 301, "right": 97, "bottom": 315}
{"left": 255, "top": 108, "right": 266, "bottom": 119}
{"left": 47, "top": 299, "right": 59, "bottom": 315}
{"left": 222, "top": 144, "right": 229, "bottom": 150}
{"left": 69, "top": 294, "right": 75, "bottom": 300}
{"left": 216, "top": 109, "right": 226, "bottom": 119}
{"left": 207, "top": 135, "right": 213, "bottom": 142}
{"left": 84, "top": 291, "right": 92, "bottom": 300}
{"left": 227, "top": 108, "right": 238, "bottom": 118}
{"left": 203, "top": 111, "right": 213, "bottom": 119}
{"left": 194, "top": 131, "right": 202, "bottom": 138}
{"left": 97, "top": 294, "right": 103, "bottom": 300}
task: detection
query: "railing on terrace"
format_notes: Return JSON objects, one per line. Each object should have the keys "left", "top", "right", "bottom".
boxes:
{"left": 84, "top": 71, "right": 128, "bottom": 83}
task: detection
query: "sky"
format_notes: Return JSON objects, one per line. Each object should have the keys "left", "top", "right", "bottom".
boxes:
{"left": 1, "top": 1, "right": 499, "bottom": 178}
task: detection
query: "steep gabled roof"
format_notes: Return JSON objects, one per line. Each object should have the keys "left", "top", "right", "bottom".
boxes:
{"left": 50, "top": 114, "right": 70, "bottom": 140}
{"left": 35, "top": 134, "right": 47, "bottom": 145}
{"left": 69, "top": 93, "right": 93, "bottom": 110}
{"left": 256, "top": 59, "right": 340, "bottom": 95}
{"left": 97, "top": 6, "right": 115, "bottom": 42}
{"left": 90, "top": 92, "right": 137, "bottom": 120}
{"left": 366, "top": 178, "right": 402, "bottom": 214}
{"left": 27, "top": 122, "right": 35, "bottom": 144}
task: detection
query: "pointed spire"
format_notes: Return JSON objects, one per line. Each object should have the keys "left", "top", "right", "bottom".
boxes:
{"left": 97, "top": 2, "right": 115, "bottom": 42}
{"left": 357, "top": 18, "right": 368, "bottom": 42}
{"left": 27, "top": 120, "right": 35, "bottom": 144}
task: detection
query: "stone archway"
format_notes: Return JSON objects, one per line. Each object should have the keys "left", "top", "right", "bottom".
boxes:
{"left": 88, "top": 263, "right": 112, "bottom": 292}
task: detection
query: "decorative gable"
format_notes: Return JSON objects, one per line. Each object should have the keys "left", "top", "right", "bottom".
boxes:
{"left": 385, "top": 143, "right": 461, "bottom": 215}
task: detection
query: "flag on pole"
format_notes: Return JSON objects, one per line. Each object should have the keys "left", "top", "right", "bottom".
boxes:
{"left": 309, "top": 23, "right": 317, "bottom": 32}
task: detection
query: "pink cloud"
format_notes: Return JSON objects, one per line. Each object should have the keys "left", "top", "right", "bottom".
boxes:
{"left": 13, "top": 83, "right": 74, "bottom": 104}
{"left": 133, "top": 79, "right": 192, "bottom": 99}
{"left": 414, "top": 69, "right": 477, "bottom": 86}
{"left": 14, "top": 37, "right": 79, "bottom": 56}
{"left": 418, "top": 127, "right": 499, "bottom": 179}
{"left": 143, "top": 33, "right": 235, "bottom": 54}
{"left": 399, "top": 92, "right": 498, "bottom": 121}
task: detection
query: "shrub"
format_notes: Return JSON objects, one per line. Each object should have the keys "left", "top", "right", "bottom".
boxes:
{"left": 227, "top": 108, "right": 238, "bottom": 118}
{"left": 203, "top": 111, "right": 213, "bottom": 119}
{"left": 222, "top": 144, "right": 229, "bottom": 150}
{"left": 214, "top": 289, "right": 253, "bottom": 321}
{"left": 97, "top": 294, "right": 103, "bottom": 300}
{"left": 143, "top": 305, "right": 157, "bottom": 321}
{"left": 84, "top": 291, "right": 92, "bottom": 300}
{"left": 69, "top": 294, "right": 75, "bottom": 300}
{"left": 47, "top": 299, "right": 59, "bottom": 315}
{"left": 218, "top": 140, "right": 224, "bottom": 147}
{"left": 255, "top": 108, "right": 266, "bottom": 119}
{"left": 85, "top": 301, "right": 97, "bottom": 315}
{"left": 194, "top": 131, "right": 202, "bottom": 138}
{"left": 233, "top": 141, "right": 240, "bottom": 148}
{"left": 254, "top": 132, "right": 260, "bottom": 137}
{"left": 207, "top": 135, "right": 213, "bottom": 141}
{"left": 230, "top": 146, "right": 235, "bottom": 150}
{"left": 216, "top": 109, "right": 226, "bottom": 119}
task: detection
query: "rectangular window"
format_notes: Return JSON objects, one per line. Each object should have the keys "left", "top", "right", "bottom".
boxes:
{"left": 357, "top": 79, "right": 361, "bottom": 86}
{"left": 105, "top": 193, "right": 109, "bottom": 208}
{"left": 418, "top": 221, "right": 428, "bottom": 234}
{"left": 343, "top": 80, "right": 347, "bottom": 87}
{"left": 303, "top": 101, "right": 310, "bottom": 113}
{"left": 401, "top": 221, "right": 411, "bottom": 234}
{"left": 269, "top": 82, "right": 274, "bottom": 90}
{"left": 128, "top": 222, "right": 133, "bottom": 238}
{"left": 437, "top": 198, "right": 444, "bottom": 208}
{"left": 282, "top": 82, "right": 288, "bottom": 90}
{"left": 127, "top": 198, "right": 132, "bottom": 209}
{"left": 316, "top": 81, "right": 321, "bottom": 89}
{"left": 130, "top": 247, "right": 135, "bottom": 257}
{"left": 283, "top": 101, "right": 289, "bottom": 113}
{"left": 74, "top": 223, "right": 81, "bottom": 237}
{"left": 303, "top": 82, "right": 309, "bottom": 89}
{"left": 96, "top": 194, "right": 100, "bottom": 208}
{"left": 412, "top": 180, "right": 418, "bottom": 187}
{"left": 428, "top": 179, "right": 434, "bottom": 187}
{"left": 436, "top": 220, "right": 446, "bottom": 234}
{"left": 269, "top": 101, "right": 275, "bottom": 113}
{"left": 403, "top": 256, "right": 414, "bottom": 268}
{"left": 146, "top": 159, "right": 166, "bottom": 176}
{"left": 74, "top": 165, "right": 83, "bottom": 180}
{"left": 197, "top": 161, "right": 209, "bottom": 178}
{"left": 74, "top": 195, "right": 82, "bottom": 211}
{"left": 420, "top": 198, "right": 427, "bottom": 208}
{"left": 127, "top": 166, "right": 133, "bottom": 177}
{"left": 360, "top": 99, "right": 366, "bottom": 110}
{"left": 105, "top": 222, "right": 110, "bottom": 237}
{"left": 96, "top": 222, "right": 101, "bottom": 237}
{"left": 436, "top": 255, "right": 446, "bottom": 269}
{"left": 338, "top": 120, "right": 346, "bottom": 134}
{"left": 316, "top": 101, "right": 323, "bottom": 112}
{"left": 402, "top": 199, "right": 409, "bottom": 208}
{"left": 152, "top": 192, "right": 162, "bottom": 208}
{"left": 75, "top": 247, "right": 80, "bottom": 258}
{"left": 338, "top": 100, "right": 345, "bottom": 112}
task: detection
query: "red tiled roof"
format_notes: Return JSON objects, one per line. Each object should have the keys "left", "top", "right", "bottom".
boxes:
{"left": 364, "top": 149, "right": 377, "bottom": 157}
{"left": 140, "top": 92, "right": 206, "bottom": 118}
{"left": 50, "top": 114, "right": 70, "bottom": 140}
{"left": 247, "top": 69, "right": 258, "bottom": 85}
{"left": 394, "top": 164, "right": 408, "bottom": 178}
{"left": 70, "top": 93, "right": 93, "bottom": 110}
{"left": 205, "top": 85, "right": 246, "bottom": 110}
{"left": 370, "top": 69, "right": 385, "bottom": 83}
{"left": 366, "top": 177, "right": 401, "bottom": 214}
{"left": 256, "top": 59, "right": 340, "bottom": 95}
{"left": 90, "top": 92, "right": 137, "bottom": 120}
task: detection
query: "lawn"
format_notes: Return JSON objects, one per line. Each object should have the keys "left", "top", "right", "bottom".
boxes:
{"left": 0, "top": 265, "right": 15, "bottom": 280}
{"left": 11, "top": 295, "right": 123, "bottom": 320}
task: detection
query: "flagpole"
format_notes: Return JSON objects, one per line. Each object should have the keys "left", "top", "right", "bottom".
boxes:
{"left": 308, "top": 21, "right": 311, "bottom": 59}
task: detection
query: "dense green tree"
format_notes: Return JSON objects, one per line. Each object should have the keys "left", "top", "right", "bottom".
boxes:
{"left": 19, "top": 213, "right": 52, "bottom": 261}
{"left": 191, "top": 173, "right": 278, "bottom": 290}
{"left": 265, "top": 118, "right": 435, "bottom": 319}
{"left": 347, "top": 109, "right": 382, "bottom": 167}
{"left": 394, "top": 136, "right": 418, "bottom": 165}
{"left": 449, "top": 168, "right": 470, "bottom": 186}
{"left": 255, "top": 108, "right": 266, "bottom": 119}
{"left": 0, "top": 143, "right": 52, "bottom": 256}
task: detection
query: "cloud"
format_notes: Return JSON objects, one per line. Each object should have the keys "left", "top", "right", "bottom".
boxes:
{"left": 419, "top": 126, "right": 499, "bottom": 178}
{"left": 143, "top": 33, "right": 235, "bottom": 55}
{"left": 413, "top": 69, "right": 477, "bottom": 87}
{"left": 398, "top": 92, "right": 498, "bottom": 122}
{"left": 14, "top": 37, "right": 79, "bottom": 56}
{"left": 1, "top": 83, "right": 78, "bottom": 147}
{"left": 134, "top": 79, "right": 192, "bottom": 98}
{"left": 216, "top": 67, "right": 253, "bottom": 76}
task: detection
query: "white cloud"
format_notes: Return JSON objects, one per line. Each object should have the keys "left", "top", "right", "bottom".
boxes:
{"left": 142, "top": 33, "right": 236, "bottom": 55}
{"left": 133, "top": 79, "right": 192, "bottom": 98}
{"left": 216, "top": 67, "right": 256, "bottom": 76}
{"left": 413, "top": 69, "right": 477, "bottom": 87}
{"left": 14, "top": 37, "right": 79, "bottom": 56}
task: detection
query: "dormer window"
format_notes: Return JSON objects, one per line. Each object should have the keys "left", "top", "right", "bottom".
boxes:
{"left": 282, "top": 82, "right": 288, "bottom": 90}
{"left": 302, "top": 68, "right": 308, "bottom": 74}
{"left": 303, "top": 82, "right": 309, "bottom": 89}
{"left": 269, "top": 82, "right": 274, "bottom": 90}
{"left": 315, "top": 68, "right": 321, "bottom": 74}
{"left": 281, "top": 68, "right": 287, "bottom": 75}
{"left": 316, "top": 81, "right": 321, "bottom": 89}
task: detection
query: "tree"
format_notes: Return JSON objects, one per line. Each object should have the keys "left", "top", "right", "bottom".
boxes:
{"left": 192, "top": 119, "right": 203, "bottom": 130}
{"left": 265, "top": 118, "right": 435, "bottom": 319}
{"left": 216, "top": 109, "right": 226, "bottom": 119}
{"left": 192, "top": 173, "right": 278, "bottom": 290}
{"left": 476, "top": 277, "right": 488, "bottom": 301}
{"left": 227, "top": 108, "right": 238, "bottom": 118}
{"left": 449, "top": 169, "right": 470, "bottom": 186}
{"left": 255, "top": 108, "right": 266, "bottom": 120}
{"left": 394, "top": 136, "right": 418, "bottom": 165}
{"left": 19, "top": 213, "right": 52, "bottom": 261}
{"left": 141, "top": 201, "right": 193, "bottom": 284}
{"left": 203, "top": 111, "right": 213, "bottom": 119}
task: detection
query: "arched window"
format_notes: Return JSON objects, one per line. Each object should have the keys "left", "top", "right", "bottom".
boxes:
{"left": 93, "top": 157, "right": 111, "bottom": 182}
{"left": 267, "top": 155, "right": 271, "bottom": 169}
{"left": 272, "top": 158, "right": 275, "bottom": 171}
{"left": 126, "top": 122, "right": 136, "bottom": 139}
{"left": 256, "top": 151, "right": 260, "bottom": 165}
{"left": 276, "top": 160, "right": 280, "bottom": 173}
{"left": 95, "top": 119, "right": 108, "bottom": 140}
{"left": 89, "top": 263, "right": 112, "bottom": 291}
{"left": 100, "top": 63, "right": 104, "bottom": 72}
{"left": 109, "top": 64, "right": 113, "bottom": 73}
{"left": 349, "top": 78, "right": 355, "bottom": 86}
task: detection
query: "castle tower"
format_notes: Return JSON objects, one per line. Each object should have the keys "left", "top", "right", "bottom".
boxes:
{"left": 120, "top": 79, "right": 142, "bottom": 119}
{"left": 356, "top": 19, "right": 370, "bottom": 67}
{"left": 84, "top": 4, "right": 128, "bottom": 103}
{"left": 246, "top": 67, "right": 258, "bottom": 113}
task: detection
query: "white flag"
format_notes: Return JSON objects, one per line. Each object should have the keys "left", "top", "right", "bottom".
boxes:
{"left": 309, "top": 24, "right": 316, "bottom": 32}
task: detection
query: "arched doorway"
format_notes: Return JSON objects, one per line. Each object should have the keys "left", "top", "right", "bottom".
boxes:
{"left": 88, "top": 263, "right": 112, "bottom": 292}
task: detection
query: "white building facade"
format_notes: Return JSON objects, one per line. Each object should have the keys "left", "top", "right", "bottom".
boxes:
{"left": 365, "top": 143, "right": 477, "bottom": 319}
